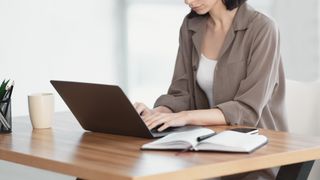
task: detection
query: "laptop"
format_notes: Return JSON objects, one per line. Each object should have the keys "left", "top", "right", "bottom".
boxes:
{"left": 50, "top": 80, "right": 197, "bottom": 138}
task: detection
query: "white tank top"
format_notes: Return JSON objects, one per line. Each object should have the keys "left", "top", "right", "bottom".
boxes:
{"left": 196, "top": 54, "right": 217, "bottom": 107}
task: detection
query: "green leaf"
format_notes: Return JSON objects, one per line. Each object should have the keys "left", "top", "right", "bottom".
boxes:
{"left": 0, "top": 79, "right": 10, "bottom": 100}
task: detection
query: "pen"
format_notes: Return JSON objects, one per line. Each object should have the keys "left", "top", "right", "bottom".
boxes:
{"left": 197, "top": 132, "right": 217, "bottom": 142}
{"left": 2, "top": 84, "right": 12, "bottom": 101}
{"left": 0, "top": 110, "right": 10, "bottom": 130}
{"left": 3, "top": 84, "right": 14, "bottom": 119}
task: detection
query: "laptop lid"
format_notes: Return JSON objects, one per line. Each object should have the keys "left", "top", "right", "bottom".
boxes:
{"left": 50, "top": 80, "right": 155, "bottom": 138}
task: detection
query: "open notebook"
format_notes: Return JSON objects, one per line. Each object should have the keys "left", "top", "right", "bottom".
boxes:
{"left": 141, "top": 128, "right": 268, "bottom": 153}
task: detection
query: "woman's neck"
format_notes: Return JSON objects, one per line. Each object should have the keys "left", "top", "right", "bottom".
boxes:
{"left": 208, "top": 1, "right": 238, "bottom": 32}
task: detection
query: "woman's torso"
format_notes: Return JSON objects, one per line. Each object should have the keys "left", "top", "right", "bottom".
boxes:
{"left": 180, "top": 3, "right": 288, "bottom": 131}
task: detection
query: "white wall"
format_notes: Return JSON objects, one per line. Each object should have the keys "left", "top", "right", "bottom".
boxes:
{"left": 0, "top": 0, "right": 122, "bottom": 116}
{"left": 273, "top": 0, "right": 320, "bottom": 81}
{"left": 126, "top": 2, "right": 189, "bottom": 108}
{"left": 0, "top": 1, "right": 124, "bottom": 179}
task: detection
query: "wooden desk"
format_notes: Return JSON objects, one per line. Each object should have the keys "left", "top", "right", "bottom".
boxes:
{"left": 0, "top": 112, "right": 320, "bottom": 180}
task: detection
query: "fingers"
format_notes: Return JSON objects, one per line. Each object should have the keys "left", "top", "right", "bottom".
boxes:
{"left": 158, "top": 121, "right": 173, "bottom": 132}
{"left": 144, "top": 112, "right": 160, "bottom": 124}
{"left": 133, "top": 102, "right": 144, "bottom": 115}
{"left": 148, "top": 115, "right": 171, "bottom": 130}
{"left": 141, "top": 109, "right": 153, "bottom": 116}
{"left": 133, "top": 102, "right": 151, "bottom": 116}
{"left": 143, "top": 113, "right": 182, "bottom": 132}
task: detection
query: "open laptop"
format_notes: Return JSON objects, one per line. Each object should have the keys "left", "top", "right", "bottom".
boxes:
{"left": 50, "top": 80, "right": 197, "bottom": 138}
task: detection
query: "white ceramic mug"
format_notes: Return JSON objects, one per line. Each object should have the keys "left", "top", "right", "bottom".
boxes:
{"left": 28, "top": 93, "right": 54, "bottom": 129}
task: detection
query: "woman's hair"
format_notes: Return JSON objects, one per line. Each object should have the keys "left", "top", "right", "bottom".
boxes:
{"left": 188, "top": 0, "right": 247, "bottom": 18}
{"left": 223, "top": 0, "right": 247, "bottom": 10}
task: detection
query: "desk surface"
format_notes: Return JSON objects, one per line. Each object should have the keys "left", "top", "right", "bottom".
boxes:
{"left": 0, "top": 112, "right": 320, "bottom": 180}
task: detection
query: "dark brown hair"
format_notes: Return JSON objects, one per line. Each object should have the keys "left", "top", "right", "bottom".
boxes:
{"left": 223, "top": 0, "right": 247, "bottom": 10}
{"left": 188, "top": 0, "right": 247, "bottom": 18}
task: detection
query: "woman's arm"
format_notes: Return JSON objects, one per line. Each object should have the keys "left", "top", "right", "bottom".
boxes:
{"left": 134, "top": 101, "right": 226, "bottom": 131}
{"left": 187, "top": 108, "right": 226, "bottom": 126}
{"left": 143, "top": 108, "right": 226, "bottom": 132}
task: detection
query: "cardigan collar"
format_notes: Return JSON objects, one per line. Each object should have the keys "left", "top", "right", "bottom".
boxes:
{"left": 187, "top": 3, "right": 257, "bottom": 61}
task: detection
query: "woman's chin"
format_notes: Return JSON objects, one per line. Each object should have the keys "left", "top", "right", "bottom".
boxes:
{"left": 193, "top": 9, "right": 207, "bottom": 15}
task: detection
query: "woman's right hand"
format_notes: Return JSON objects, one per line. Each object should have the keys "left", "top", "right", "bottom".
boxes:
{"left": 133, "top": 102, "right": 154, "bottom": 117}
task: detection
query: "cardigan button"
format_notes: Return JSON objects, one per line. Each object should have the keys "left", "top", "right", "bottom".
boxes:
{"left": 192, "top": 65, "right": 197, "bottom": 71}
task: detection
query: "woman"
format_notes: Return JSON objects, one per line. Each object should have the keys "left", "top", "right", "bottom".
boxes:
{"left": 135, "top": 0, "right": 287, "bottom": 178}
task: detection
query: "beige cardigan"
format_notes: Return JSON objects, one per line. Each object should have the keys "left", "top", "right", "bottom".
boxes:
{"left": 154, "top": 3, "right": 288, "bottom": 132}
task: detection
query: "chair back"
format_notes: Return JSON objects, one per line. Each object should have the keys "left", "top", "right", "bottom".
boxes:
{"left": 285, "top": 79, "right": 320, "bottom": 135}
{"left": 285, "top": 79, "right": 320, "bottom": 180}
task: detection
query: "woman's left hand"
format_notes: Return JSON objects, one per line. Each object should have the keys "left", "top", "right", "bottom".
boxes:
{"left": 142, "top": 111, "right": 190, "bottom": 132}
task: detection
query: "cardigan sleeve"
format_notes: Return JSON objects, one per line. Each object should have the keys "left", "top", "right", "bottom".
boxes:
{"left": 154, "top": 17, "right": 192, "bottom": 112}
{"left": 216, "top": 20, "right": 282, "bottom": 126}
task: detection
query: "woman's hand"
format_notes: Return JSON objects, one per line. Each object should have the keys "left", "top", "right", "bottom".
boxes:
{"left": 134, "top": 103, "right": 226, "bottom": 131}
{"left": 133, "top": 102, "right": 154, "bottom": 116}
{"left": 142, "top": 111, "right": 190, "bottom": 132}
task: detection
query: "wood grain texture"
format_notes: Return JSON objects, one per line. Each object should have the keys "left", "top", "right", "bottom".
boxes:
{"left": 0, "top": 112, "right": 320, "bottom": 180}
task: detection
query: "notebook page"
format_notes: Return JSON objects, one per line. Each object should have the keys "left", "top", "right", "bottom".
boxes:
{"left": 142, "top": 128, "right": 214, "bottom": 150}
{"left": 197, "top": 131, "right": 268, "bottom": 152}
